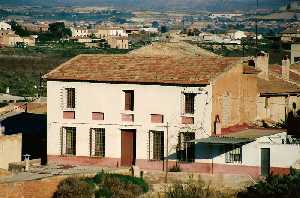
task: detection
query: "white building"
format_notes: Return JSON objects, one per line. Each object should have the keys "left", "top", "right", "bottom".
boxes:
{"left": 70, "top": 27, "right": 91, "bottom": 38}
{"left": 44, "top": 54, "right": 300, "bottom": 177}
{"left": 0, "top": 22, "right": 11, "bottom": 31}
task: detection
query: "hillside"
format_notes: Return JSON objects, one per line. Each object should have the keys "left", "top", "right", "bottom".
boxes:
{"left": 0, "top": 0, "right": 286, "bottom": 11}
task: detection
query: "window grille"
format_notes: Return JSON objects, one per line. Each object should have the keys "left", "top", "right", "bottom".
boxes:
{"left": 185, "top": 93, "right": 195, "bottom": 114}
{"left": 90, "top": 128, "right": 105, "bottom": 157}
{"left": 150, "top": 131, "right": 164, "bottom": 161}
{"left": 66, "top": 88, "right": 75, "bottom": 108}
{"left": 225, "top": 146, "right": 242, "bottom": 163}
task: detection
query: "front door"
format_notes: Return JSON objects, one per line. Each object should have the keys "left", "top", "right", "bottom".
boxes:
{"left": 121, "top": 129, "right": 136, "bottom": 166}
{"left": 261, "top": 148, "right": 270, "bottom": 177}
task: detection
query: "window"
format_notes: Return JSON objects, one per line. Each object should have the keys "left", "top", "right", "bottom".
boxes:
{"left": 149, "top": 131, "right": 164, "bottom": 161}
{"left": 185, "top": 93, "right": 195, "bottom": 114}
{"left": 264, "top": 97, "right": 269, "bottom": 108}
{"left": 177, "top": 132, "right": 195, "bottom": 162}
{"left": 225, "top": 146, "right": 242, "bottom": 163}
{"left": 66, "top": 88, "right": 75, "bottom": 108}
{"left": 124, "top": 90, "right": 134, "bottom": 111}
{"left": 61, "top": 127, "right": 76, "bottom": 155}
{"left": 151, "top": 114, "right": 164, "bottom": 123}
{"left": 92, "top": 112, "right": 104, "bottom": 120}
{"left": 90, "top": 128, "right": 105, "bottom": 157}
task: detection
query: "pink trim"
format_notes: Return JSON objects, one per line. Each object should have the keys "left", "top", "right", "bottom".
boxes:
{"left": 181, "top": 116, "right": 194, "bottom": 124}
{"left": 92, "top": 112, "right": 104, "bottom": 120}
{"left": 63, "top": 111, "right": 75, "bottom": 119}
{"left": 47, "top": 156, "right": 292, "bottom": 178}
{"left": 121, "top": 114, "right": 134, "bottom": 122}
{"left": 151, "top": 114, "right": 164, "bottom": 123}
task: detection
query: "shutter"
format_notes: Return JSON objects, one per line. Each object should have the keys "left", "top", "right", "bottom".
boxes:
{"left": 180, "top": 92, "right": 185, "bottom": 115}
{"left": 90, "top": 129, "right": 96, "bottom": 156}
{"left": 148, "top": 131, "right": 154, "bottom": 160}
{"left": 125, "top": 91, "right": 133, "bottom": 110}
{"left": 61, "top": 128, "right": 67, "bottom": 155}
{"left": 59, "top": 87, "right": 65, "bottom": 110}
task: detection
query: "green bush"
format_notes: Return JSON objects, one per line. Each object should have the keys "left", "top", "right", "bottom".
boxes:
{"left": 53, "top": 177, "right": 94, "bottom": 198}
{"left": 237, "top": 168, "right": 300, "bottom": 198}
{"left": 92, "top": 172, "right": 149, "bottom": 198}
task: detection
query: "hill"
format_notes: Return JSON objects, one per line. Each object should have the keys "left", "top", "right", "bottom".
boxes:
{"left": 0, "top": 0, "right": 286, "bottom": 11}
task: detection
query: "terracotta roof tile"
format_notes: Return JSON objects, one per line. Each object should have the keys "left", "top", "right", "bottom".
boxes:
{"left": 44, "top": 54, "right": 240, "bottom": 85}
{"left": 258, "top": 75, "right": 300, "bottom": 94}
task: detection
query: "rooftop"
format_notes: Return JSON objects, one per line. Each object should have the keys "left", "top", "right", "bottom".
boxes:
{"left": 44, "top": 54, "right": 240, "bottom": 86}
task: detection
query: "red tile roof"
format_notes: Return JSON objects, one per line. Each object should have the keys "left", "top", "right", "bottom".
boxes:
{"left": 44, "top": 55, "right": 240, "bottom": 85}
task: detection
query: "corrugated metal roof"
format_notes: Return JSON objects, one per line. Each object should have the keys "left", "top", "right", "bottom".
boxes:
{"left": 189, "top": 136, "right": 253, "bottom": 145}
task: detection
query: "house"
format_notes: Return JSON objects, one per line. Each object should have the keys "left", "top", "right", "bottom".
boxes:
{"left": 0, "top": 22, "right": 11, "bottom": 31}
{"left": 107, "top": 36, "right": 129, "bottom": 49}
{"left": 0, "top": 31, "right": 36, "bottom": 47}
{"left": 226, "top": 30, "right": 247, "bottom": 40}
{"left": 281, "top": 26, "right": 300, "bottom": 43}
{"left": 44, "top": 54, "right": 300, "bottom": 177}
{"left": 70, "top": 26, "right": 91, "bottom": 38}
{"left": 291, "top": 43, "right": 300, "bottom": 64}
{"left": 95, "top": 26, "right": 127, "bottom": 40}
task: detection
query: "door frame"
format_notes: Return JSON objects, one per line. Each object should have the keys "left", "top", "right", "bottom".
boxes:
{"left": 121, "top": 129, "right": 136, "bottom": 166}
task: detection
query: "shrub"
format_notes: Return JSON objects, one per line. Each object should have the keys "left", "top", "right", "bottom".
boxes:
{"left": 169, "top": 164, "right": 181, "bottom": 172}
{"left": 54, "top": 177, "right": 94, "bottom": 198}
{"left": 237, "top": 168, "right": 300, "bottom": 198}
{"left": 93, "top": 173, "right": 149, "bottom": 198}
{"left": 165, "top": 180, "right": 231, "bottom": 198}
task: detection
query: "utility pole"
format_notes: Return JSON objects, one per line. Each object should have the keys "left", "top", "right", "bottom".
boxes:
{"left": 255, "top": 0, "right": 259, "bottom": 55}
{"left": 164, "top": 122, "right": 169, "bottom": 183}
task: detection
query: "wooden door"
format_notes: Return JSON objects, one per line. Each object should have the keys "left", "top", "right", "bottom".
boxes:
{"left": 121, "top": 129, "right": 136, "bottom": 166}
{"left": 261, "top": 148, "right": 270, "bottom": 177}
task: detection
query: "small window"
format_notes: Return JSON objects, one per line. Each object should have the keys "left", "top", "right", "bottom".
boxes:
{"left": 92, "top": 112, "right": 104, "bottom": 120}
{"left": 225, "top": 146, "right": 242, "bottom": 163}
{"left": 265, "top": 97, "right": 269, "bottom": 108}
{"left": 150, "top": 131, "right": 164, "bottom": 161}
{"left": 90, "top": 128, "right": 105, "bottom": 157}
{"left": 66, "top": 88, "right": 75, "bottom": 108}
{"left": 63, "top": 111, "right": 75, "bottom": 119}
{"left": 151, "top": 114, "right": 164, "bottom": 123}
{"left": 124, "top": 90, "right": 134, "bottom": 111}
{"left": 185, "top": 93, "right": 196, "bottom": 114}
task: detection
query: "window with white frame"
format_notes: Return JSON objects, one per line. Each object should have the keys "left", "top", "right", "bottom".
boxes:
{"left": 184, "top": 93, "right": 196, "bottom": 114}
{"left": 90, "top": 128, "right": 105, "bottom": 157}
{"left": 225, "top": 146, "right": 242, "bottom": 163}
{"left": 148, "top": 130, "right": 164, "bottom": 161}
{"left": 61, "top": 127, "right": 76, "bottom": 155}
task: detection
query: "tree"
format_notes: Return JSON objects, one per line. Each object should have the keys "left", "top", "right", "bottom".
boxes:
{"left": 9, "top": 21, "right": 33, "bottom": 37}
{"left": 160, "top": 26, "right": 168, "bottom": 33}
{"left": 152, "top": 21, "right": 160, "bottom": 28}
{"left": 48, "top": 22, "right": 71, "bottom": 39}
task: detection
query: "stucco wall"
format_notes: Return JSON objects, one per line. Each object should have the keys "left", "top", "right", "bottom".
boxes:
{"left": 211, "top": 65, "right": 257, "bottom": 132}
{"left": 0, "top": 134, "right": 22, "bottom": 170}
{"left": 291, "top": 44, "right": 300, "bottom": 64}
{"left": 194, "top": 132, "right": 300, "bottom": 169}
{"left": 47, "top": 81, "right": 212, "bottom": 160}
{"left": 257, "top": 95, "right": 300, "bottom": 123}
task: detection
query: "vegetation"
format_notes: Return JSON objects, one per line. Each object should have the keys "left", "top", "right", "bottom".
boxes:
{"left": 0, "top": 44, "right": 131, "bottom": 96}
{"left": 54, "top": 172, "right": 149, "bottom": 198}
{"left": 9, "top": 21, "right": 34, "bottom": 37}
{"left": 38, "top": 22, "right": 71, "bottom": 42}
{"left": 165, "top": 179, "right": 233, "bottom": 198}
{"left": 54, "top": 177, "right": 94, "bottom": 198}
{"left": 237, "top": 169, "right": 300, "bottom": 198}
{"left": 169, "top": 164, "right": 182, "bottom": 172}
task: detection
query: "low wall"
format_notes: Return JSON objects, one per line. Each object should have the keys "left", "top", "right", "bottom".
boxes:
{"left": 48, "top": 155, "right": 291, "bottom": 178}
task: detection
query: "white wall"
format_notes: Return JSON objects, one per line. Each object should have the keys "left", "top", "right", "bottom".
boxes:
{"left": 0, "top": 134, "right": 22, "bottom": 170}
{"left": 195, "top": 132, "right": 300, "bottom": 168}
{"left": 47, "top": 81, "right": 212, "bottom": 160}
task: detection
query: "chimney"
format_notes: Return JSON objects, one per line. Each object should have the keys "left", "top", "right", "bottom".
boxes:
{"left": 255, "top": 51, "right": 269, "bottom": 80}
{"left": 282, "top": 55, "right": 290, "bottom": 81}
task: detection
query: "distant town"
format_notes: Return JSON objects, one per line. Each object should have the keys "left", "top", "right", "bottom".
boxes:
{"left": 0, "top": 1, "right": 300, "bottom": 198}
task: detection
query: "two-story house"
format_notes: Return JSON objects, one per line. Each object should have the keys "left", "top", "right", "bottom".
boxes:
{"left": 44, "top": 54, "right": 255, "bottom": 169}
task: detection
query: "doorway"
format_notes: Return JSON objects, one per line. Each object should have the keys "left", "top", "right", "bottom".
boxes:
{"left": 121, "top": 129, "right": 136, "bottom": 166}
{"left": 261, "top": 148, "right": 270, "bottom": 177}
